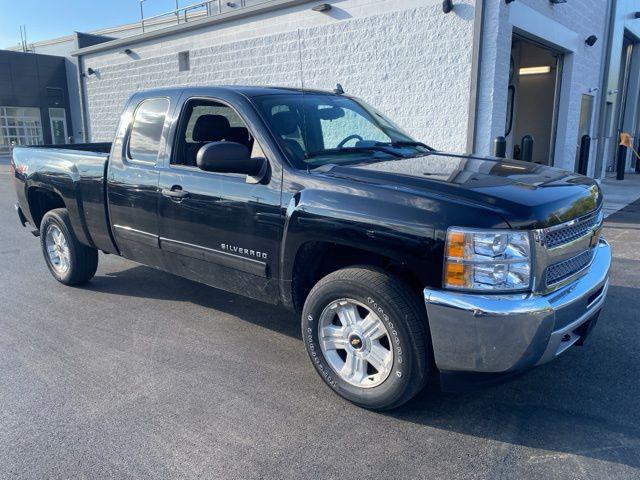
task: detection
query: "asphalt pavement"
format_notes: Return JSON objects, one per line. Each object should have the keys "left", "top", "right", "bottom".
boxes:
{"left": 1, "top": 163, "right": 639, "bottom": 479}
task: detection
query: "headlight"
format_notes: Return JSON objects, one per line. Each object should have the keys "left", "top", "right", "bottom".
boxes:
{"left": 444, "top": 227, "right": 532, "bottom": 292}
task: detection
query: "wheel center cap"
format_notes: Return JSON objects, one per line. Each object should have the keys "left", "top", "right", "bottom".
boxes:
{"left": 348, "top": 333, "right": 364, "bottom": 350}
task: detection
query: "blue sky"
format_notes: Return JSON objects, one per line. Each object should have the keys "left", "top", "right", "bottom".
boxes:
{"left": 0, "top": 0, "right": 182, "bottom": 48}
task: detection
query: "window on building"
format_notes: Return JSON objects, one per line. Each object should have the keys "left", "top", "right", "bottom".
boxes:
{"left": 0, "top": 106, "right": 43, "bottom": 154}
{"left": 172, "top": 99, "right": 263, "bottom": 168}
{"left": 178, "top": 51, "right": 190, "bottom": 72}
{"left": 128, "top": 98, "right": 170, "bottom": 163}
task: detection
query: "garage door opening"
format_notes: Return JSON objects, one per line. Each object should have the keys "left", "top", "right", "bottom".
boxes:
{"left": 505, "top": 36, "right": 563, "bottom": 165}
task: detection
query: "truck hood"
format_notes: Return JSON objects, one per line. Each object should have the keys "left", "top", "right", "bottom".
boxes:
{"left": 323, "top": 152, "right": 602, "bottom": 229}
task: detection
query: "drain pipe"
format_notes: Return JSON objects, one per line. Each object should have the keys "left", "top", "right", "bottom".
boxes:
{"left": 593, "top": 0, "right": 616, "bottom": 179}
{"left": 76, "top": 53, "right": 90, "bottom": 142}
{"left": 466, "top": 0, "right": 486, "bottom": 154}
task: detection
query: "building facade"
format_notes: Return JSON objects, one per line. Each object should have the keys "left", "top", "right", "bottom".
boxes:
{"left": 4, "top": 11, "right": 203, "bottom": 145}
{"left": 77, "top": 0, "right": 478, "bottom": 155}
{"left": 599, "top": 0, "right": 640, "bottom": 176}
{"left": 0, "top": 50, "right": 73, "bottom": 153}
{"left": 12, "top": 0, "right": 639, "bottom": 180}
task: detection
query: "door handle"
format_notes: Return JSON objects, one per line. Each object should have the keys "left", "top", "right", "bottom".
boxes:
{"left": 162, "top": 186, "right": 190, "bottom": 200}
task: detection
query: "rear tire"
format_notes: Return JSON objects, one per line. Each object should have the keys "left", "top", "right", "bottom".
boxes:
{"left": 39, "top": 208, "right": 98, "bottom": 285}
{"left": 302, "top": 266, "right": 430, "bottom": 410}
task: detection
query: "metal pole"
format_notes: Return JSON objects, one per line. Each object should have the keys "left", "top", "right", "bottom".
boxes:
{"left": 636, "top": 136, "right": 640, "bottom": 173}
{"left": 140, "top": 0, "right": 145, "bottom": 33}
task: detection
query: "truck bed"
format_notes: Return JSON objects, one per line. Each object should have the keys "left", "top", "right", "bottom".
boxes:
{"left": 12, "top": 143, "right": 118, "bottom": 255}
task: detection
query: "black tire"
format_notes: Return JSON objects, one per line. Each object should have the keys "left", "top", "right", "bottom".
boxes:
{"left": 302, "top": 266, "right": 430, "bottom": 410}
{"left": 39, "top": 208, "right": 98, "bottom": 285}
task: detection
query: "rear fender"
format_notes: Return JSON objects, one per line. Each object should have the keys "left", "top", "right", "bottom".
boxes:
{"left": 23, "top": 160, "right": 93, "bottom": 246}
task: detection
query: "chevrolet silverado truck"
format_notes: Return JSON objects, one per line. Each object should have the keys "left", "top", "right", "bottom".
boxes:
{"left": 12, "top": 86, "right": 611, "bottom": 410}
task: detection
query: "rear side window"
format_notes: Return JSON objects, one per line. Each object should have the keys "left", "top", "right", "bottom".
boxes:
{"left": 172, "top": 98, "right": 263, "bottom": 168}
{"left": 128, "top": 98, "right": 169, "bottom": 163}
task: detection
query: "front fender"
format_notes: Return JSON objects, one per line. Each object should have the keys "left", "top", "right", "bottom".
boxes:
{"left": 278, "top": 188, "right": 442, "bottom": 307}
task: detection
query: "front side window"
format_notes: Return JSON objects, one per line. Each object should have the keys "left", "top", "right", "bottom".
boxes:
{"left": 253, "top": 93, "right": 430, "bottom": 169}
{"left": 173, "top": 99, "right": 264, "bottom": 168}
{"left": 128, "top": 98, "right": 170, "bottom": 163}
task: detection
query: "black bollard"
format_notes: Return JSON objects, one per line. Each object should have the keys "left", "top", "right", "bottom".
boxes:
{"left": 577, "top": 135, "right": 590, "bottom": 175}
{"left": 617, "top": 144, "right": 626, "bottom": 180}
{"left": 521, "top": 135, "right": 534, "bottom": 162}
{"left": 493, "top": 136, "right": 506, "bottom": 158}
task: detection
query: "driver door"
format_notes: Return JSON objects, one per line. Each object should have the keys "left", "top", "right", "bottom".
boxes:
{"left": 157, "top": 95, "right": 283, "bottom": 303}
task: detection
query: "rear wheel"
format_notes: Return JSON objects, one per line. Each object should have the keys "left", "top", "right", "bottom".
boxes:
{"left": 40, "top": 208, "right": 98, "bottom": 285}
{"left": 302, "top": 266, "right": 430, "bottom": 410}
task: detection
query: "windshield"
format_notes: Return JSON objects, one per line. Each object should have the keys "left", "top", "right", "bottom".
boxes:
{"left": 253, "top": 93, "right": 432, "bottom": 169}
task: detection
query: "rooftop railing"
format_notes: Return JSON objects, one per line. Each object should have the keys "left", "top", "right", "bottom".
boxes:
{"left": 139, "top": 0, "right": 266, "bottom": 32}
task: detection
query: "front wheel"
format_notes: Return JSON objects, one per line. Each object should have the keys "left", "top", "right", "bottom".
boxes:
{"left": 40, "top": 208, "right": 98, "bottom": 285}
{"left": 302, "top": 266, "right": 430, "bottom": 410}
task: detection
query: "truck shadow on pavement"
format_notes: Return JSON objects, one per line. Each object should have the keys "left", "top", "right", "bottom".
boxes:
{"left": 83, "top": 261, "right": 640, "bottom": 469}
{"left": 85, "top": 264, "right": 301, "bottom": 339}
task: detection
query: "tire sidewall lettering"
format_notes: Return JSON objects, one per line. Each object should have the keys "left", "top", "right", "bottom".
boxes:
{"left": 306, "top": 313, "right": 336, "bottom": 387}
{"left": 367, "top": 296, "right": 403, "bottom": 374}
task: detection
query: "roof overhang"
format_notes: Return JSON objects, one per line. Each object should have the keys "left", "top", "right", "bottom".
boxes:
{"left": 72, "top": 0, "right": 314, "bottom": 57}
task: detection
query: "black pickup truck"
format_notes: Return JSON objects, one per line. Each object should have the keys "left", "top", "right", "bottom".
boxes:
{"left": 12, "top": 86, "right": 611, "bottom": 410}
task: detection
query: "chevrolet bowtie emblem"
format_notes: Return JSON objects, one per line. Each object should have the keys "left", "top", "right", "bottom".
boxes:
{"left": 351, "top": 338, "right": 360, "bottom": 346}
{"left": 590, "top": 226, "right": 602, "bottom": 248}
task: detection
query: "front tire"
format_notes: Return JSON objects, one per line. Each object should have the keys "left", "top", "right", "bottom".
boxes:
{"left": 40, "top": 208, "right": 98, "bottom": 285}
{"left": 302, "top": 266, "right": 430, "bottom": 410}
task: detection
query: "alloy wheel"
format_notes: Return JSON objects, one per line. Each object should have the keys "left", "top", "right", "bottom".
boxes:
{"left": 318, "top": 298, "right": 394, "bottom": 388}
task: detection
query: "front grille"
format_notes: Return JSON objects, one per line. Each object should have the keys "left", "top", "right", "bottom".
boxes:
{"left": 545, "top": 249, "right": 595, "bottom": 287}
{"left": 544, "top": 210, "right": 602, "bottom": 249}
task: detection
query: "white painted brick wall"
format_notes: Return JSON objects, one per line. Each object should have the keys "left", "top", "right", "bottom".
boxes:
{"left": 82, "top": 0, "right": 476, "bottom": 153}
{"left": 81, "top": 0, "right": 610, "bottom": 175}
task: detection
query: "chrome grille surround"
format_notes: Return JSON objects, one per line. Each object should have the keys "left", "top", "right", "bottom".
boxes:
{"left": 531, "top": 208, "right": 603, "bottom": 293}
{"left": 542, "top": 210, "right": 602, "bottom": 249}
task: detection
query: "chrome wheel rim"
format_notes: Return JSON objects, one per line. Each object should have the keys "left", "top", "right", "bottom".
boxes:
{"left": 45, "top": 225, "right": 70, "bottom": 274}
{"left": 318, "top": 298, "right": 394, "bottom": 388}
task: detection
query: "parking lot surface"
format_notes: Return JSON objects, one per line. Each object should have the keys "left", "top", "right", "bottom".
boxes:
{"left": 1, "top": 164, "right": 639, "bottom": 479}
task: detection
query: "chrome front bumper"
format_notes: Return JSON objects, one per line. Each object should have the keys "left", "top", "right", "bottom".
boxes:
{"left": 15, "top": 202, "right": 27, "bottom": 227}
{"left": 424, "top": 239, "right": 611, "bottom": 373}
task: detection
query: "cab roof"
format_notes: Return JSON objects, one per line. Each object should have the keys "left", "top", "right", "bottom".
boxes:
{"left": 135, "top": 85, "right": 345, "bottom": 98}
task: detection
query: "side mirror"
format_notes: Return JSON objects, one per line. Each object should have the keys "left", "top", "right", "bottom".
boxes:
{"left": 196, "top": 141, "right": 267, "bottom": 183}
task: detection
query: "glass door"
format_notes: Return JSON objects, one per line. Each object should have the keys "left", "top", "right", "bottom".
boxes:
{"left": 48, "top": 108, "right": 68, "bottom": 145}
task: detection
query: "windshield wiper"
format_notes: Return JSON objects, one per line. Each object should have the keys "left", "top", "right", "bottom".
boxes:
{"left": 376, "top": 141, "right": 436, "bottom": 151}
{"left": 306, "top": 146, "right": 403, "bottom": 159}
